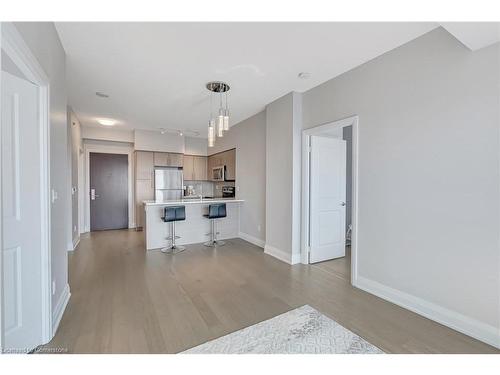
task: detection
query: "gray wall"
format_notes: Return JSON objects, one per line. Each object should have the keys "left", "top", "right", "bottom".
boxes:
{"left": 184, "top": 136, "right": 208, "bottom": 156}
{"left": 302, "top": 28, "right": 499, "bottom": 336}
{"left": 210, "top": 111, "right": 267, "bottom": 243}
{"left": 265, "top": 92, "right": 302, "bottom": 261}
{"left": 13, "top": 23, "right": 69, "bottom": 319}
{"left": 68, "top": 108, "right": 82, "bottom": 247}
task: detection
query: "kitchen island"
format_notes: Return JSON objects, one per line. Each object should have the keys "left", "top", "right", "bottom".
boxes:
{"left": 143, "top": 198, "right": 244, "bottom": 250}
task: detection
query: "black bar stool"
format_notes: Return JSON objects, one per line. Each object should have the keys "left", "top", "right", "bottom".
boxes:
{"left": 161, "top": 205, "right": 186, "bottom": 254}
{"left": 203, "top": 203, "right": 227, "bottom": 247}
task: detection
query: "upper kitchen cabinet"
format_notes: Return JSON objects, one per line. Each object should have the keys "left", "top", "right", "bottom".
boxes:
{"left": 193, "top": 156, "right": 208, "bottom": 180}
{"left": 135, "top": 151, "right": 154, "bottom": 180}
{"left": 183, "top": 155, "right": 208, "bottom": 181}
{"left": 154, "top": 152, "right": 184, "bottom": 167}
{"left": 183, "top": 155, "right": 194, "bottom": 180}
{"left": 207, "top": 148, "right": 236, "bottom": 181}
{"left": 224, "top": 149, "right": 236, "bottom": 181}
{"left": 168, "top": 153, "right": 184, "bottom": 167}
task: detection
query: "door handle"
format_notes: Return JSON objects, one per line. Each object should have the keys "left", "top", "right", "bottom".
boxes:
{"left": 340, "top": 201, "right": 346, "bottom": 206}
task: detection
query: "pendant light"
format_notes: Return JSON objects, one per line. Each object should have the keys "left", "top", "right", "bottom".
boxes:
{"left": 208, "top": 119, "right": 215, "bottom": 147}
{"left": 223, "top": 92, "right": 229, "bottom": 131}
{"left": 206, "top": 81, "right": 230, "bottom": 147}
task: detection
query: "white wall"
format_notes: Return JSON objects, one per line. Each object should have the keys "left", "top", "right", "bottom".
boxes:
{"left": 302, "top": 28, "right": 500, "bottom": 347}
{"left": 134, "top": 129, "right": 184, "bottom": 153}
{"left": 81, "top": 126, "right": 134, "bottom": 143}
{"left": 13, "top": 22, "right": 70, "bottom": 328}
{"left": 265, "top": 93, "right": 302, "bottom": 263}
{"left": 210, "top": 112, "right": 267, "bottom": 244}
{"left": 185, "top": 136, "right": 208, "bottom": 156}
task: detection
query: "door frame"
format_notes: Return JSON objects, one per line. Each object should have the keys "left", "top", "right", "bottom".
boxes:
{"left": 301, "top": 115, "right": 359, "bottom": 285}
{"left": 83, "top": 142, "right": 134, "bottom": 232}
{"left": 0, "top": 22, "right": 52, "bottom": 345}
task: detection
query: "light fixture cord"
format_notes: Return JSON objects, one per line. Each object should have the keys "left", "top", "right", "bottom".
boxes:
{"left": 219, "top": 90, "right": 223, "bottom": 113}
{"left": 210, "top": 90, "right": 213, "bottom": 119}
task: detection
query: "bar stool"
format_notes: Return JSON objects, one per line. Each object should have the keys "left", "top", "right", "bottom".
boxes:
{"left": 160, "top": 205, "right": 186, "bottom": 254}
{"left": 203, "top": 203, "right": 227, "bottom": 247}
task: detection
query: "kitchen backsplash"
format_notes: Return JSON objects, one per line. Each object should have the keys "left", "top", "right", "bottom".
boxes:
{"left": 184, "top": 180, "right": 215, "bottom": 197}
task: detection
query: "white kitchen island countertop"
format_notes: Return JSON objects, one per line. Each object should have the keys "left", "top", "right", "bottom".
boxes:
{"left": 143, "top": 198, "right": 244, "bottom": 206}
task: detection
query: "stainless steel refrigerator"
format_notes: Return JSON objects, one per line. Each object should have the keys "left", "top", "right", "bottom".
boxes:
{"left": 154, "top": 167, "right": 184, "bottom": 201}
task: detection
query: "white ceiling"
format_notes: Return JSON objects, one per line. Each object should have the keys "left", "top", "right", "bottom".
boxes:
{"left": 440, "top": 22, "right": 500, "bottom": 51}
{"left": 56, "top": 22, "right": 441, "bottom": 135}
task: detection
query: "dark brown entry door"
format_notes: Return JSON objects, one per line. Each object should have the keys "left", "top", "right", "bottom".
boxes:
{"left": 90, "top": 152, "right": 128, "bottom": 231}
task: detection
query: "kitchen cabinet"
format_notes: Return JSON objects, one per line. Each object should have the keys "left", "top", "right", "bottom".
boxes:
{"left": 183, "top": 155, "right": 208, "bottom": 181}
{"left": 193, "top": 156, "right": 208, "bottom": 180}
{"left": 135, "top": 151, "right": 154, "bottom": 180}
{"left": 224, "top": 149, "right": 236, "bottom": 181}
{"left": 135, "top": 170, "right": 155, "bottom": 229}
{"left": 207, "top": 148, "right": 236, "bottom": 181}
{"left": 168, "top": 153, "right": 184, "bottom": 167}
{"left": 154, "top": 152, "right": 184, "bottom": 167}
{"left": 183, "top": 155, "right": 194, "bottom": 180}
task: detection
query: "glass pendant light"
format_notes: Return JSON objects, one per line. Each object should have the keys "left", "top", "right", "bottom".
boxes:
{"left": 206, "top": 81, "right": 231, "bottom": 146}
{"left": 217, "top": 109, "right": 224, "bottom": 138}
{"left": 216, "top": 92, "right": 224, "bottom": 137}
{"left": 223, "top": 92, "right": 229, "bottom": 131}
{"left": 208, "top": 119, "right": 215, "bottom": 147}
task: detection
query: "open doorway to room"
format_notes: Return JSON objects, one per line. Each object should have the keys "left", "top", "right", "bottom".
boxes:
{"left": 301, "top": 116, "right": 358, "bottom": 284}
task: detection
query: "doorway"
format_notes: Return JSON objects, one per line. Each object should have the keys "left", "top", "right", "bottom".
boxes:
{"left": 301, "top": 116, "right": 359, "bottom": 284}
{"left": 89, "top": 152, "right": 129, "bottom": 231}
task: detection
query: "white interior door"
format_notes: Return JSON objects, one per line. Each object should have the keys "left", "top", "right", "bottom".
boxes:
{"left": 1, "top": 71, "right": 43, "bottom": 350}
{"left": 309, "top": 135, "right": 347, "bottom": 263}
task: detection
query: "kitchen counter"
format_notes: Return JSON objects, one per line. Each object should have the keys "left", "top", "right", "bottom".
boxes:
{"left": 143, "top": 198, "right": 244, "bottom": 206}
{"left": 142, "top": 198, "right": 243, "bottom": 250}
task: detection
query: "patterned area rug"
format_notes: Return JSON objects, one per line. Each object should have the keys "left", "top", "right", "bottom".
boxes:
{"left": 182, "top": 305, "right": 384, "bottom": 354}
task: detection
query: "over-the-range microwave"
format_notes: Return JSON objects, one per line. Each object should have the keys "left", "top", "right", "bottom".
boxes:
{"left": 212, "top": 165, "right": 225, "bottom": 181}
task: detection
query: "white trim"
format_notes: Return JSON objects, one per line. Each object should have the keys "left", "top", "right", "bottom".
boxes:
{"left": 238, "top": 231, "right": 265, "bottom": 248}
{"left": 69, "top": 236, "right": 80, "bottom": 252}
{"left": 264, "top": 244, "right": 301, "bottom": 265}
{"left": 51, "top": 284, "right": 70, "bottom": 337}
{"left": 301, "top": 115, "right": 359, "bottom": 285}
{"left": 354, "top": 276, "right": 500, "bottom": 349}
{"left": 83, "top": 142, "right": 135, "bottom": 232}
{"left": 0, "top": 23, "right": 4, "bottom": 350}
{"left": 1, "top": 22, "right": 53, "bottom": 345}
{"left": 78, "top": 144, "right": 85, "bottom": 234}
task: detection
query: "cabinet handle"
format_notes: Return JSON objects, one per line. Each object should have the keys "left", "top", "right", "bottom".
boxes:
{"left": 151, "top": 171, "right": 154, "bottom": 188}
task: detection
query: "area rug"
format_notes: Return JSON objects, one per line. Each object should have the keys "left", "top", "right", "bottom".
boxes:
{"left": 182, "top": 305, "right": 384, "bottom": 354}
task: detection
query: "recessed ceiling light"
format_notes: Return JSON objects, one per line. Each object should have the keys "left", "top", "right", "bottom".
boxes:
{"left": 97, "top": 118, "right": 116, "bottom": 126}
{"left": 298, "top": 72, "right": 311, "bottom": 79}
{"left": 96, "top": 91, "right": 109, "bottom": 98}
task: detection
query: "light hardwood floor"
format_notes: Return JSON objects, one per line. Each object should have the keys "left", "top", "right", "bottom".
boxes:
{"left": 45, "top": 230, "right": 498, "bottom": 353}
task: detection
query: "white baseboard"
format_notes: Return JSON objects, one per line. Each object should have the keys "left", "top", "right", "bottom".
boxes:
{"left": 354, "top": 276, "right": 500, "bottom": 349}
{"left": 264, "top": 244, "right": 301, "bottom": 265}
{"left": 69, "top": 236, "right": 80, "bottom": 251}
{"left": 238, "top": 232, "right": 265, "bottom": 248}
{"left": 52, "top": 284, "right": 71, "bottom": 337}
